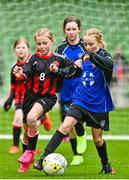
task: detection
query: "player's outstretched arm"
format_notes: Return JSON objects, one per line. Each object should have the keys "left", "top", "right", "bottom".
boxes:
{"left": 49, "top": 62, "right": 82, "bottom": 78}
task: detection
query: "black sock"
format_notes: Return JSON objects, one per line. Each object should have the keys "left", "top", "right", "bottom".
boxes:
{"left": 22, "top": 143, "right": 27, "bottom": 153}
{"left": 75, "top": 122, "right": 85, "bottom": 136}
{"left": 13, "top": 127, "right": 21, "bottom": 147}
{"left": 41, "top": 130, "right": 65, "bottom": 158}
{"left": 69, "top": 138, "right": 78, "bottom": 155}
{"left": 27, "top": 134, "right": 38, "bottom": 150}
{"left": 95, "top": 140, "right": 109, "bottom": 165}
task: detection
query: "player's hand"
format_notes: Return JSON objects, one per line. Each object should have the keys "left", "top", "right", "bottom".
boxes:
{"left": 83, "top": 54, "right": 90, "bottom": 62}
{"left": 74, "top": 59, "right": 83, "bottom": 69}
{"left": 13, "top": 65, "right": 23, "bottom": 78}
{"left": 49, "top": 63, "right": 58, "bottom": 73}
{"left": 3, "top": 97, "right": 13, "bottom": 111}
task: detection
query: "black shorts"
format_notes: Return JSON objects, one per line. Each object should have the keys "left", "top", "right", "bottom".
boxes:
{"left": 23, "top": 90, "right": 57, "bottom": 123}
{"left": 66, "top": 104, "right": 109, "bottom": 131}
{"left": 15, "top": 103, "right": 23, "bottom": 110}
{"left": 58, "top": 101, "right": 71, "bottom": 122}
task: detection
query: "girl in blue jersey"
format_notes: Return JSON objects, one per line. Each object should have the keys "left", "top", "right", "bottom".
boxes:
{"left": 56, "top": 16, "right": 87, "bottom": 165}
{"left": 34, "top": 28, "right": 115, "bottom": 174}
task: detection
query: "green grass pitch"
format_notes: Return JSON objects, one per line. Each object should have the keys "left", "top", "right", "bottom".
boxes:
{"left": 0, "top": 107, "right": 129, "bottom": 179}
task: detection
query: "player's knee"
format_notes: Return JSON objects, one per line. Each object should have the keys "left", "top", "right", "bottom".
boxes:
{"left": 13, "top": 117, "right": 23, "bottom": 127}
{"left": 93, "top": 137, "right": 103, "bottom": 146}
{"left": 27, "top": 115, "right": 36, "bottom": 126}
{"left": 59, "top": 122, "right": 71, "bottom": 135}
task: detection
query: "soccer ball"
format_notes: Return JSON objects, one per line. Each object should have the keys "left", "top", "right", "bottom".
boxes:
{"left": 43, "top": 153, "right": 67, "bottom": 176}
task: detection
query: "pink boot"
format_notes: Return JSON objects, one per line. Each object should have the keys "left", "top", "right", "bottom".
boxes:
{"left": 18, "top": 150, "right": 35, "bottom": 164}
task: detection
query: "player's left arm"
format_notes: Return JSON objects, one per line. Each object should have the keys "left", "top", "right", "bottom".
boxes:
{"left": 81, "top": 50, "right": 113, "bottom": 83}
{"left": 88, "top": 50, "right": 113, "bottom": 83}
{"left": 89, "top": 50, "right": 114, "bottom": 71}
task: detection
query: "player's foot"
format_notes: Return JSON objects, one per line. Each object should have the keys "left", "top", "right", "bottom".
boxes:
{"left": 70, "top": 155, "right": 84, "bottom": 165}
{"left": 41, "top": 113, "right": 52, "bottom": 131}
{"left": 33, "top": 158, "right": 44, "bottom": 171}
{"left": 18, "top": 163, "right": 30, "bottom": 173}
{"left": 18, "top": 150, "right": 35, "bottom": 164}
{"left": 34, "top": 147, "right": 42, "bottom": 155}
{"left": 18, "top": 150, "right": 39, "bottom": 173}
{"left": 9, "top": 146, "right": 20, "bottom": 154}
{"left": 77, "top": 131, "right": 87, "bottom": 154}
{"left": 99, "top": 162, "right": 115, "bottom": 174}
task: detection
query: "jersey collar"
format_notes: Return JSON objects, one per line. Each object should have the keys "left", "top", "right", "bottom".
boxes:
{"left": 17, "top": 54, "right": 31, "bottom": 65}
{"left": 35, "top": 50, "right": 54, "bottom": 59}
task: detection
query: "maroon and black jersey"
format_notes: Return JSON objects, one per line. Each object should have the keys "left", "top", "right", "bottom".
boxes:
{"left": 22, "top": 50, "right": 82, "bottom": 97}
{"left": 9, "top": 54, "right": 31, "bottom": 105}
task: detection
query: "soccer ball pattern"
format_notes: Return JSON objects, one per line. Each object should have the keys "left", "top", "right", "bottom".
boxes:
{"left": 43, "top": 153, "right": 67, "bottom": 175}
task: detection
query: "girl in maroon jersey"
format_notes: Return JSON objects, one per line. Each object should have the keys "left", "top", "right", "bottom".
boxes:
{"left": 13, "top": 28, "right": 82, "bottom": 173}
{"left": 4, "top": 38, "right": 31, "bottom": 154}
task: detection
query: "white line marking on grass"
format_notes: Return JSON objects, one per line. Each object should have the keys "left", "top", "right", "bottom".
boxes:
{"left": 0, "top": 135, "right": 129, "bottom": 140}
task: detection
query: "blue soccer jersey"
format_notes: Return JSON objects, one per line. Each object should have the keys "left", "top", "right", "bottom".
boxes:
{"left": 72, "top": 48, "right": 115, "bottom": 113}
{"left": 56, "top": 39, "right": 85, "bottom": 102}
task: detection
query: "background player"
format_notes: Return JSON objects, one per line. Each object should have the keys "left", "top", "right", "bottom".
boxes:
{"left": 3, "top": 38, "right": 31, "bottom": 154}
{"left": 56, "top": 16, "right": 87, "bottom": 165}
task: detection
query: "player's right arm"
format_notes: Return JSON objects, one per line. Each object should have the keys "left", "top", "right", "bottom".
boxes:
{"left": 12, "top": 56, "right": 34, "bottom": 81}
{"left": 49, "top": 55, "right": 82, "bottom": 78}
{"left": 3, "top": 68, "right": 15, "bottom": 111}
{"left": 13, "top": 65, "right": 24, "bottom": 78}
